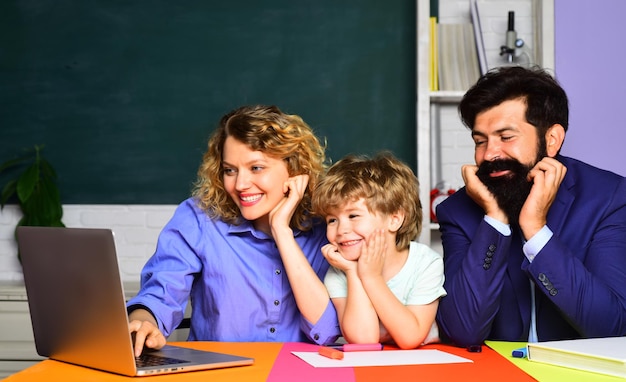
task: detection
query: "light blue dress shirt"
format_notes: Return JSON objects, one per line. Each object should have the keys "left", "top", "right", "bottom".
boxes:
{"left": 127, "top": 197, "right": 340, "bottom": 345}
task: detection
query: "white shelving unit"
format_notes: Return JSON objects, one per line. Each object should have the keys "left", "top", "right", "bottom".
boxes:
{"left": 416, "top": 0, "right": 554, "bottom": 251}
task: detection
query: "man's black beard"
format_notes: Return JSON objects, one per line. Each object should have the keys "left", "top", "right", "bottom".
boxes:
{"left": 475, "top": 140, "right": 547, "bottom": 225}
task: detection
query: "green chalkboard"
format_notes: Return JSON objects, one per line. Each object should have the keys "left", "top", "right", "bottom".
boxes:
{"left": 0, "top": 1, "right": 416, "bottom": 204}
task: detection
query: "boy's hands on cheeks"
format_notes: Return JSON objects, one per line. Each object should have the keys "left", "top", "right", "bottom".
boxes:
{"left": 269, "top": 174, "right": 309, "bottom": 232}
{"left": 356, "top": 229, "right": 387, "bottom": 281}
{"left": 321, "top": 244, "right": 356, "bottom": 272}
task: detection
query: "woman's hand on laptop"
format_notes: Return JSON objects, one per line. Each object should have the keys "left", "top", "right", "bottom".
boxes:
{"left": 128, "top": 308, "right": 167, "bottom": 357}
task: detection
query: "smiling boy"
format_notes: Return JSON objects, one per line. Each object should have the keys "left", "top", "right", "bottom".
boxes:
{"left": 311, "top": 153, "right": 446, "bottom": 349}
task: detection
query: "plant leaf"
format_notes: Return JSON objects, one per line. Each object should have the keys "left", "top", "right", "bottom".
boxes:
{"left": 39, "top": 158, "right": 58, "bottom": 180}
{"left": 4, "top": 144, "right": 65, "bottom": 261}
{"left": 0, "top": 157, "right": 30, "bottom": 174}
{"left": 36, "top": 178, "right": 62, "bottom": 223}
{"left": 16, "top": 163, "right": 39, "bottom": 203}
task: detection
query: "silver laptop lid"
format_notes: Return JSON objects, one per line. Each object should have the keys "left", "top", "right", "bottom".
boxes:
{"left": 17, "top": 226, "right": 254, "bottom": 377}
{"left": 17, "top": 226, "right": 138, "bottom": 376}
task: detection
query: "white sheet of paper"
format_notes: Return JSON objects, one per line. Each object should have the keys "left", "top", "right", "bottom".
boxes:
{"left": 292, "top": 349, "right": 473, "bottom": 368}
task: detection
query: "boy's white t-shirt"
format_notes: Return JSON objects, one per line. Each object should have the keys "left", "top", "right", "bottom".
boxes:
{"left": 324, "top": 241, "right": 447, "bottom": 344}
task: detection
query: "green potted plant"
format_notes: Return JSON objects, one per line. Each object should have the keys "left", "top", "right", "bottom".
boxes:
{"left": 0, "top": 145, "right": 64, "bottom": 260}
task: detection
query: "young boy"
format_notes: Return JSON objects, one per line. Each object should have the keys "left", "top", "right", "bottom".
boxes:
{"left": 311, "top": 152, "right": 446, "bottom": 349}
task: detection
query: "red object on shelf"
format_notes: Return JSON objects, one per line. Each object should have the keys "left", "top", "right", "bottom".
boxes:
{"left": 430, "top": 187, "right": 455, "bottom": 223}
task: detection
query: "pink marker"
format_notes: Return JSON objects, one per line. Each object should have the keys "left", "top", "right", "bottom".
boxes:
{"left": 341, "top": 343, "right": 383, "bottom": 352}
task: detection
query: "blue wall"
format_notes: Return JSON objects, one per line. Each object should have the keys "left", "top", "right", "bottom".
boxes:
{"left": 556, "top": 0, "right": 626, "bottom": 176}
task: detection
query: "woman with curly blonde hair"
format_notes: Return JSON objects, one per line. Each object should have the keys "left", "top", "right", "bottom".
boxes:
{"left": 127, "top": 105, "right": 340, "bottom": 356}
{"left": 193, "top": 104, "right": 325, "bottom": 231}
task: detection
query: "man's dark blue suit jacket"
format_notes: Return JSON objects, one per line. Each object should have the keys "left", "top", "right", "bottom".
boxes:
{"left": 436, "top": 155, "right": 626, "bottom": 347}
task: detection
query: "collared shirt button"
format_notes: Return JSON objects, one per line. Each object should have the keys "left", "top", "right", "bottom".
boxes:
{"left": 270, "top": 327, "right": 276, "bottom": 333}
{"left": 274, "top": 300, "right": 280, "bottom": 306}
{"left": 275, "top": 269, "right": 281, "bottom": 275}
{"left": 314, "top": 333, "right": 320, "bottom": 341}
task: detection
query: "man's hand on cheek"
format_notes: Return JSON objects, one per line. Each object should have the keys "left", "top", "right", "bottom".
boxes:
{"left": 462, "top": 164, "right": 507, "bottom": 223}
{"left": 520, "top": 158, "right": 567, "bottom": 238}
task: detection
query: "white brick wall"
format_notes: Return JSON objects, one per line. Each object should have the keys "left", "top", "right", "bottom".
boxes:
{"left": 0, "top": 205, "right": 177, "bottom": 283}
{"left": 434, "top": 103, "right": 475, "bottom": 191}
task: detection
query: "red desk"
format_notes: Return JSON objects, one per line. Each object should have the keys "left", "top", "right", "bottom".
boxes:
{"left": 5, "top": 341, "right": 534, "bottom": 381}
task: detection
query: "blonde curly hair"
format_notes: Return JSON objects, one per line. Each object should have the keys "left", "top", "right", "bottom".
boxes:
{"left": 311, "top": 152, "right": 422, "bottom": 250}
{"left": 192, "top": 105, "right": 328, "bottom": 231}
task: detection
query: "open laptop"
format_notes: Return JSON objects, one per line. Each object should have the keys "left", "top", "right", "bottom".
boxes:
{"left": 16, "top": 226, "right": 254, "bottom": 377}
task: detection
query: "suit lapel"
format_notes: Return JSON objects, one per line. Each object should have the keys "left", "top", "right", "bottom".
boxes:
{"left": 547, "top": 157, "right": 576, "bottom": 233}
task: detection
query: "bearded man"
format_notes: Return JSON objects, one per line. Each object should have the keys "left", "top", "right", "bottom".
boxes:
{"left": 435, "top": 65, "right": 626, "bottom": 347}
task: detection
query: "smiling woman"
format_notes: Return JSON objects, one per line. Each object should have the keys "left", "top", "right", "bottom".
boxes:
{"left": 125, "top": 105, "right": 341, "bottom": 357}
{"left": 193, "top": 105, "right": 327, "bottom": 232}
{"left": 221, "top": 136, "right": 292, "bottom": 233}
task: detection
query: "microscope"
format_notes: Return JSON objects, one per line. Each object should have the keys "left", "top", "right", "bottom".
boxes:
{"left": 500, "top": 11, "right": 533, "bottom": 65}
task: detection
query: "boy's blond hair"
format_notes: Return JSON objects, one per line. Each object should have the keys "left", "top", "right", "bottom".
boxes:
{"left": 311, "top": 152, "right": 422, "bottom": 250}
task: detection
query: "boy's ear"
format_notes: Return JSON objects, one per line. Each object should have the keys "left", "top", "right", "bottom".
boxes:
{"left": 388, "top": 210, "right": 405, "bottom": 233}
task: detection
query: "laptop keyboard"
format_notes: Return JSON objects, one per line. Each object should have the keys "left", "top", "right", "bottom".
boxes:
{"left": 135, "top": 353, "right": 188, "bottom": 368}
